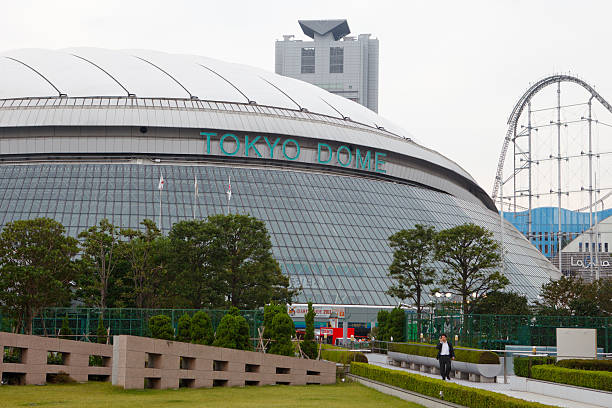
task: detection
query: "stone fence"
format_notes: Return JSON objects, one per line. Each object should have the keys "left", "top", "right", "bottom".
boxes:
{"left": 0, "top": 332, "right": 112, "bottom": 385}
{"left": 112, "top": 335, "right": 336, "bottom": 389}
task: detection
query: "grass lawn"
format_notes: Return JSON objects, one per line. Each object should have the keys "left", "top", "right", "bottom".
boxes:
{"left": 0, "top": 381, "right": 424, "bottom": 408}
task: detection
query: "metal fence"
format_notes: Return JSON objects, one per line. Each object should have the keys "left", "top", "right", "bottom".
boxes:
{"left": 404, "top": 313, "right": 612, "bottom": 352}
{"left": 0, "top": 307, "right": 264, "bottom": 345}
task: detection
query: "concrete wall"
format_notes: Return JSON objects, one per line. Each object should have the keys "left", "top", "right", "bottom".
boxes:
{"left": 112, "top": 335, "right": 336, "bottom": 389}
{"left": 0, "top": 332, "right": 112, "bottom": 384}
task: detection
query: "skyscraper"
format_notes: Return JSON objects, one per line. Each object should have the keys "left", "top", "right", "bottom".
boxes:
{"left": 275, "top": 19, "right": 379, "bottom": 112}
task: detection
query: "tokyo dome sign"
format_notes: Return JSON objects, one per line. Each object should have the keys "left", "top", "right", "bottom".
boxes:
{"left": 201, "top": 131, "right": 387, "bottom": 174}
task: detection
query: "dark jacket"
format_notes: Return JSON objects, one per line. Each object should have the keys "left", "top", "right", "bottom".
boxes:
{"left": 436, "top": 341, "right": 455, "bottom": 359}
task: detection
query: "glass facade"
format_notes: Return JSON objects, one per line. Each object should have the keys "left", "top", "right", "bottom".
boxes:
{"left": 0, "top": 163, "right": 557, "bottom": 305}
{"left": 329, "top": 47, "right": 344, "bottom": 73}
{"left": 300, "top": 48, "right": 315, "bottom": 74}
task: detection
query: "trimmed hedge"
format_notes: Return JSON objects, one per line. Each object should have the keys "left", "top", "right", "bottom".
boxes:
{"left": 513, "top": 357, "right": 556, "bottom": 378}
{"left": 350, "top": 362, "right": 555, "bottom": 408}
{"left": 531, "top": 365, "right": 612, "bottom": 392}
{"left": 388, "top": 342, "right": 499, "bottom": 364}
{"left": 556, "top": 359, "right": 612, "bottom": 372}
{"left": 321, "top": 349, "right": 368, "bottom": 364}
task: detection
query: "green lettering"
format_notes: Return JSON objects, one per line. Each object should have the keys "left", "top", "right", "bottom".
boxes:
{"left": 282, "top": 139, "right": 300, "bottom": 160}
{"left": 356, "top": 149, "right": 371, "bottom": 170}
{"left": 220, "top": 133, "right": 240, "bottom": 156}
{"left": 317, "top": 143, "right": 333, "bottom": 164}
{"left": 200, "top": 132, "right": 216, "bottom": 154}
{"left": 375, "top": 152, "right": 387, "bottom": 173}
{"left": 337, "top": 145, "right": 352, "bottom": 167}
{"left": 264, "top": 136, "right": 281, "bottom": 158}
{"left": 245, "top": 135, "right": 262, "bottom": 157}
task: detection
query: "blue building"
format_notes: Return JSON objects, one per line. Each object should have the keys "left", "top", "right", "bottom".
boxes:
{"left": 504, "top": 207, "right": 612, "bottom": 259}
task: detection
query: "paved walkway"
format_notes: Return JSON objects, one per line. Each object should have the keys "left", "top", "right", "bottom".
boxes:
{"left": 366, "top": 353, "right": 605, "bottom": 408}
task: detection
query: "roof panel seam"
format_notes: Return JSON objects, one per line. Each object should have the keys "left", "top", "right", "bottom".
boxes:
{"left": 69, "top": 53, "right": 131, "bottom": 96}
{"left": 133, "top": 55, "right": 194, "bottom": 99}
{"left": 3, "top": 56, "right": 63, "bottom": 97}
{"left": 258, "top": 76, "right": 302, "bottom": 111}
{"left": 197, "top": 63, "right": 250, "bottom": 104}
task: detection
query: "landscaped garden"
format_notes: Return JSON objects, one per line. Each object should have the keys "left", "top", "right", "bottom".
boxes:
{"left": 0, "top": 381, "right": 424, "bottom": 408}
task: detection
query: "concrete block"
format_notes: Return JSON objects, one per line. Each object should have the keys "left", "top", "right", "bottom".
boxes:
{"left": 194, "top": 377, "right": 213, "bottom": 388}
{"left": 25, "top": 372, "right": 46, "bottom": 385}
{"left": 161, "top": 355, "right": 180, "bottom": 370}
{"left": 126, "top": 351, "right": 146, "bottom": 369}
{"left": 455, "top": 370, "right": 469, "bottom": 380}
{"left": 430, "top": 366, "right": 440, "bottom": 375}
{"left": 469, "top": 373, "right": 481, "bottom": 382}
{"left": 161, "top": 376, "right": 179, "bottom": 389}
{"left": 480, "top": 376, "right": 496, "bottom": 383}
{"left": 194, "top": 358, "right": 212, "bottom": 372}
{"left": 409, "top": 363, "right": 418, "bottom": 370}
{"left": 24, "top": 349, "right": 47, "bottom": 365}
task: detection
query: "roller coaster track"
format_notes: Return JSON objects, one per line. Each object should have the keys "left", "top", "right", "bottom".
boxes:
{"left": 492, "top": 75, "right": 612, "bottom": 201}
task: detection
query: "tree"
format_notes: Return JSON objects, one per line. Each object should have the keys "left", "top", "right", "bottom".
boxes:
{"left": 268, "top": 311, "right": 295, "bottom": 356}
{"left": 263, "top": 303, "right": 285, "bottom": 351}
{"left": 190, "top": 311, "right": 214, "bottom": 345}
{"left": 60, "top": 315, "right": 73, "bottom": 340}
{"left": 119, "top": 219, "right": 166, "bottom": 308}
{"left": 433, "top": 223, "right": 507, "bottom": 317}
{"left": 535, "top": 277, "right": 612, "bottom": 317}
{"left": 387, "top": 225, "right": 437, "bottom": 336}
{"left": 176, "top": 313, "right": 192, "bottom": 343}
{"left": 96, "top": 316, "right": 107, "bottom": 344}
{"left": 301, "top": 302, "right": 317, "bottom": 359}
{"left": 0, "top": 218, "right": 79, "bottom": 334}
{"left": 213, "top": 307, "right": 251, "bottom": 350}
{"left": 388, "top": 308, "right": 405, "bottom": 342}
{"left": 149, "top": 315, "right": 174, "bottom": 340}
{"left": 78, "top": 219, "right": 120, "bottom": 310}
{"left": 168, "top": 220, "right": 224, "bottom": 308}
{"left": 472, "top": 291, "right": 530, "bottom": 315}
{"left": 376, "top": 310, "right": 390, "bottom": 341}
{"left": 206, "top": 214, "right": 296, "bottom": 309}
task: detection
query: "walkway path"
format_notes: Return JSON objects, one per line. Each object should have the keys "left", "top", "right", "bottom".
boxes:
{"left": 365, "top": 353, "right": 605, "bottom": 408}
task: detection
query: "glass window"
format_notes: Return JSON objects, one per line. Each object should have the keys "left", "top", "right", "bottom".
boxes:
{"left": 301, "top": 48, "right": 315, "bottom": 74}
{"left": 329, "top": 47, "right": 344, "bottom": 73}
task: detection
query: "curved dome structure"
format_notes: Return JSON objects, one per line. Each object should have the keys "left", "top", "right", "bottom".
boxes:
{"left": 0, "top": 48, "right": 560, "bottom": 304}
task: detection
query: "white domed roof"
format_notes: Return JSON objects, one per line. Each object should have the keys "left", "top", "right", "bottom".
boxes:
{"left": 0, "top": 48, "right": 477, "bottom": 186}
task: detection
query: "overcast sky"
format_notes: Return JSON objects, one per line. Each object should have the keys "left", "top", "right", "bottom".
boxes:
{"left": 1, "top": 0, "right": 611, "bottom": 195}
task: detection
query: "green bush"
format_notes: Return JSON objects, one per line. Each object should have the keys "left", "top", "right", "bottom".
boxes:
{"left": 531, "top": 365, "right": 612, "bottom": 392}
{"left": 176, "top": 313, "right": 192, "bottom": 343}
{"left": 60, "top": 315, "right": 73, "bottom": 340}
{"left": 555, "top": 359, "right": 612, "bottom": 372}
{"left": 190, "top": 311, "right": 214, "bottom": 345}
{"left": 350, "top": 362, "right": 556, "bottom": 408}
{"left": 47, "top": 352, "right": 64, "bottom": 365}
{"left": 301, "top": 302, "right": 317, "bottom": 359}
{"left": 46, "top": 371, "right": 75, "bottom": 384}
{"left": 268, "top": 310, "right": 295, "bottom": 356}
{"left": 321, "top": 349, "right": 368, "bottom": 364}
{"left": 89, "top": 355, "right": 104, "bottom": 367}
{"left": 149, "top": 315, "right": 174, "bottom": 340}
{"left": 388, "top": 342, "right": 499, "bottom": 365}
{"left": 96, "top": 317, "right": 107, "bottom": 344}
{"left": 376, "top": 310, "right": 390, "bottom": 341}
{"left": 3, "top": 347, "right": 21, "bottom": 363}
{"left": 388, "top": 308, "right": 405, "bottom": 342}
{"left": 513, "top": 357, "right": 556, "bottom": 378}
{"left": 213, "top": 307, "right": 251, "bottom": 350}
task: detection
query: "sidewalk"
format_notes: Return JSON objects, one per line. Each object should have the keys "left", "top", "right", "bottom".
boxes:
{"left": 365, "top": 353, "right": 606, "bottom": 408}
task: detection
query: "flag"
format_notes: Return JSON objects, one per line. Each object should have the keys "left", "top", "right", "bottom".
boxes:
{"left": 226, "top": 176, "right": 232, "bottom": 202}
{"left": 158, "top": 173, "right": 165, "bottom": 190}
{"left": 194, "top": 175, "right": 198, "bottom": 196}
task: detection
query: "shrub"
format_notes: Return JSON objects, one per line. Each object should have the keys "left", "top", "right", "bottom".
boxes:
{"left": 60, "top": 315, "right": 73, "bottom": 340}
{"left": 176, "top": 313, "right": 192, "bottom": 343}
{"left": 376, "top": 310, "right": 390, "bottom": 341}
{"left": 513, "top": 356, "right": 555, "bottom": 378}
{"left": 268, "top": 311, "right": 295, "bottom": 356}
{"left": 388, "top": 342, "right": 499, "bottom": 365}
{"left": 89, "top": 355, "right": 104, "bottom": 367}
{"left": 263, "top": 303, "right": 285, "bottom": 349}
{"left": 213, "top": 307, "right": 251, "bottom": 350}
{"left": 96, "top": 317, "right": 107, "bottom": 344}
{"left": 191, "top": 311, "right": 214, "bottom": 345}
{"left": 47, "top": 352, "right": 64, "bottom": 365}
{"left": 301, "top": 302, "right": 317, "bottom": 359}
{"left": 351, "top": 362, "right": 556, "bottom": 408}
{"left": 321, "top": 349, "right": 368, "bottom": 364}
{"left": 531, "top": 365, "right": 612, "bottom": 392}
{"left": 149, "top": 315, "right": 174, "bottom": 340}
{"left": 555, "top": 359, "right": 612, "bottom": 372}
{"left": 46, "top": 371, "right": 75, "bottom": 384}
{"left": 3, "top": 347, "right": 21, "bottom": 363}
{"left": 388, "top": 307, "right": 405, "bottom": 342}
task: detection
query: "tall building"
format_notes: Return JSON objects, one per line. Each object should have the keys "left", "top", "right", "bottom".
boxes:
{"left": 275, "top": 19, "right": 379, "bottom": 112}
